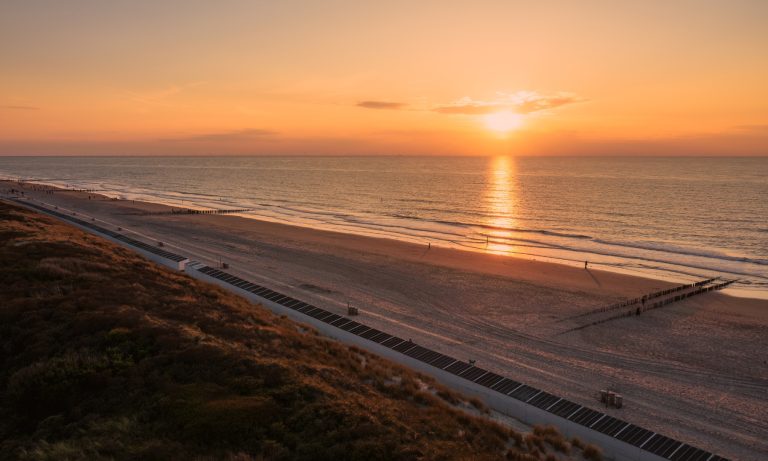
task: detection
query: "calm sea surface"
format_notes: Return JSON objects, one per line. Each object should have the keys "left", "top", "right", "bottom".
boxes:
{"left": 1, "top": 156, "right": 766, "bottom": 298}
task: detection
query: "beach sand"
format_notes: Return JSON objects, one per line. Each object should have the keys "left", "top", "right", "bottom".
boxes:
{"left": 4, "top": 181, "right": 767, "bottom": 460}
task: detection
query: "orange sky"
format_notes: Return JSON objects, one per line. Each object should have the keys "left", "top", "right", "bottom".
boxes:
{"left": 1, "top": 1, "right": 767, "bottom": 156}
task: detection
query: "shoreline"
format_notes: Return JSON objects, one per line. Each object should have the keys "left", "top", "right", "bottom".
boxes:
{"left": 3, "top": 179, "right": 768, "bottom": 460}
{"left": 1, "top": 179, "right": 683, "bottom": 298}
{"left": 2, "top": 176, "right": 764, "bottom": 300}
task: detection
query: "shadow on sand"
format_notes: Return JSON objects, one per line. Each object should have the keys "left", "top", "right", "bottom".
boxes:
{"left": 585, "top": 268, "right": 602, "bottom": 287}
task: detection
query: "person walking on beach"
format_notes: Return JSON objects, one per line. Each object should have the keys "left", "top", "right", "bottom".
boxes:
{"left": 584, "top": 260, "right": 588, "bottom": 269}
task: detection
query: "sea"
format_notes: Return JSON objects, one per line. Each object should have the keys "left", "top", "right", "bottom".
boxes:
{"left": 1, "top": 156, "right": 766, "bottom": 299}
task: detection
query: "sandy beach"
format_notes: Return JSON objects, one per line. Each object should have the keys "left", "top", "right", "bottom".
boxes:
{"left": 4, "top": 181, "right": 767, "bottom": 461}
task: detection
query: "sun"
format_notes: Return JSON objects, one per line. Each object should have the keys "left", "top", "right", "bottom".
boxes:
{"left": 483, "top": 111, "right": 523, "bottom": 133}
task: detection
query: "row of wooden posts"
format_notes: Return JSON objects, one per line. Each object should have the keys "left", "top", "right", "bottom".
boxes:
{"left": 561, "top": 279, "right": 736, "bottom": 334}
{"left": 137, "top": 208, "right": 253, "bottom": 216}
{"left": 565, "top": 277, "right": 720, "bottom": 320}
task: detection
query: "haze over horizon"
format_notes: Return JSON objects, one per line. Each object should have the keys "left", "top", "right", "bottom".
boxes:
{"left": 1, "top": 0, "right": 767, "bottom": 157}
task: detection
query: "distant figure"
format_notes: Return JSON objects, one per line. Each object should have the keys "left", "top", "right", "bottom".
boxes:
{"left": 584, "top": 260, "right": 588, "bottom": 269}
{"left": 636, "top": 307, "right": 640, "bottom": 316}
{"left": 428, "top": 242, "right": 431, "bottom": 250}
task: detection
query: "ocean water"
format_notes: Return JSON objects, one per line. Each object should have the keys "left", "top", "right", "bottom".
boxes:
{"left": 1, "top": 156, "right": 766, "bottom": 298}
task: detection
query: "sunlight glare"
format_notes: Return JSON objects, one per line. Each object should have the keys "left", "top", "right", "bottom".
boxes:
{"left": 483, "top": 111, "right": 523, "bottom": 134}
{"left": 483, "top": 156, "right": 518, "bottom": 254}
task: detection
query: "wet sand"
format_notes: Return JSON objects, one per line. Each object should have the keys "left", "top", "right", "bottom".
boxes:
{"left": 4, "top": 181, "right": 767, "bottom": 460}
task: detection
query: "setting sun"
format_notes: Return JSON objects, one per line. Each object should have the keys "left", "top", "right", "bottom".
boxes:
{"left": 483, "top": 111, "right": 523, "bottom": 134}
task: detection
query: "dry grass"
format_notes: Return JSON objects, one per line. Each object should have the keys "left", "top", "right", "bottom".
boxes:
{"left": 533, "top": 425, "right": 571, "bottom": 454}
{"left": 583, "top": 444, "right": 603, "bottom": 461}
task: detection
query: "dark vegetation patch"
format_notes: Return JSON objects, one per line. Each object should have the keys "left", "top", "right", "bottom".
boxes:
{"left": 0, "top": 201, "right": 580, "bottom": 460}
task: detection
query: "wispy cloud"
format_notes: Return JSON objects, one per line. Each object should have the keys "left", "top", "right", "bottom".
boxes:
{"left": 1, "top": 105, "right": 39, "bottom": 110}
{"left": 733, "top": 124, "right": 768, "bottom": 132}
{"left": 355, "top": 91, "right": 582, "bottom": 115}
{"left": 433, "top": 91, "right": 582, "bottom": 115}
{"left": 161, "top": 128, "right": 277, "bottom": 143}
{"left": 357, "top": 101, "right": 407, "bottom": 110}
{"left": 125, "top": 81, "right": 206, "bottom": 107}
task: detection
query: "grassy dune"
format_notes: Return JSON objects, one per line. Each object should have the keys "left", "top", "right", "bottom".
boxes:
{"left": 0, "top": 201, "right": 594, "bottom": 461}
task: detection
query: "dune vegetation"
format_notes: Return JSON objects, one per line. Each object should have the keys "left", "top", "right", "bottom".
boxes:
{"left": 0, "top": 201, "right": 594, "bottom": 461}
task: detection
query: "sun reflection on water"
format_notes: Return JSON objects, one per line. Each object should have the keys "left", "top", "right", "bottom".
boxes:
{"left": 484, "top": 156, "right": 517, "bottom": 253}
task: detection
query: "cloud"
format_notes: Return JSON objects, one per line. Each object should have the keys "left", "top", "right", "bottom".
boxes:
{"left": 1, "top": 105, "right": 39, "bottom": 110}
{"left": 356, "top": 101, "right": 407, "bottom": 110}
{"left": 354, "top": 92, "right": 581, "bottom": 115}
{"left": 162, "top": 129, "right": 277, "bottom": 143}
{"left": 433, "top": 91, "right": 582, "bottom": 115}
{"left": 125, "top": 81, "right": 206, "bottom": 107}
{"left": 432, "top": 102, "right": 496, "bottom": 115}
{"left": 733, "top": 124, "right": 768, "bottom": 132}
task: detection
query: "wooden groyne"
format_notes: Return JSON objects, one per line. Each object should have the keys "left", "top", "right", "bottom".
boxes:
{"left": 130, "top": 208, "right": 252, "bottom": 216}
{"left": 558, "top": 279, "right": 737, "bottom": 334}
{"left": 559, "top": 277, "right": 720, "bottom": 322}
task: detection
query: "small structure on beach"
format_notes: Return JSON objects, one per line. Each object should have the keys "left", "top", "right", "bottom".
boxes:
{"left": 600, "top": 389, "right": 623, "bottom": 409}
{"left": 178, "top": 259, "right": 189, "bottom": 272}
{"left": 347, "top": 301, "right": 359, "bottom": 316}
